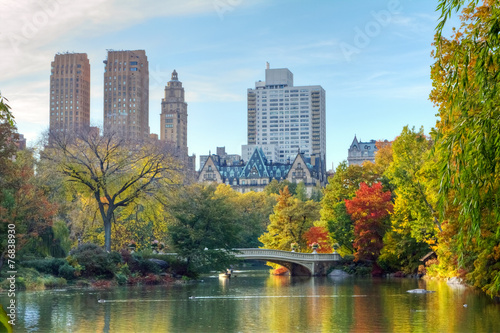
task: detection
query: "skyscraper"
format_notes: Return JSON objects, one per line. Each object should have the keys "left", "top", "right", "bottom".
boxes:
{"left": 247, "top": 65, "right": 326, "bottom": 165}
{"left": 49, "top": 53, "right": 90, "bottom": 133}
{"left": 160, "top": 70, "right": 187, "bottom": 155}
{"left": 103, "top": 50, "right": 149, "bottom": 139}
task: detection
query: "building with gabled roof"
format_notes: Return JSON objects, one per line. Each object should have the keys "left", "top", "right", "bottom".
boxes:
{"left": 347, "top": 135, "right": 377, "bottom": 166}
{"left": 198, "top": 147, "right": 326, "bottom": 194}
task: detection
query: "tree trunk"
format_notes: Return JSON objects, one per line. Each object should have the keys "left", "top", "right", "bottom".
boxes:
{"left": 104, "top": 215, "right": 112, "bottom": 252}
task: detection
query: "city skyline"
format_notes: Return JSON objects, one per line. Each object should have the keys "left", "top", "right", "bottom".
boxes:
{"left": 0, "top": 0, "right": 461, "bottom": 169}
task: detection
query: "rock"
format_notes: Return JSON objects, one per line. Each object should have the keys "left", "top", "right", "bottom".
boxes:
{"left": 406, "top": 289, "right": 435, "bottom": 294}
{"left": 328, "top": 269, "right": 350, "bottom": 277}
{"left": 148, "top": 258, "right": 169, "bottom": 269}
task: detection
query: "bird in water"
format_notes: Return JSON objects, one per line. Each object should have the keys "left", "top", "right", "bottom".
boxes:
{"left": 463, "top": 303, "right": 468, "bottom": 308}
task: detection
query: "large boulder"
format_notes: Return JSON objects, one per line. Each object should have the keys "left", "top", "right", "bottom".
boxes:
{"left": 328, "top": 269, "right": 351, "bottom": 277}
{"left": 148, "top": 258, "right": 169, "bottom": 269}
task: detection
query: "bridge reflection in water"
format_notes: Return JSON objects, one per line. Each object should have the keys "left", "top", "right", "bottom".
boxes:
{"left": 234, "top": 248, "right": 341, "bottom": 276}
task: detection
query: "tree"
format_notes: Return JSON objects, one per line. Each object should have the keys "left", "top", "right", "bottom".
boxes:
{"left": 345, "top": 182, "right": 392, "bottom": 262}
{"left": 385, "top": 126, "right": 441, "bottom": 242}
{"left": 214, "top": 184, "right": 275, "bottom": 248}
{"left": 0, "top": 94, "right": 18, "bottom": 177}
{"left": 259, "top": 186, "right": 320, "bottom": 252}
{"left": 0, "top": 150, "right": 58, "bottom": 269}
{"left": 43, "top": 128, "right": 181, "bottom": 252}
{"left": 325, "top": 202, "right": 354, "bottom": 254}
{"left": 264, "top": 179, "right": 297, "bottom": 196}
{"left": 0, "top": 93, "right": 14, "bottom": 127}
{"left": 432, "top": 1, "right": 500, "bottom": 297}
{"left": 310, "top": 185, "right": 323, "bottom": 202}
{"left": 166, "top": 184, "right": 241, "bottom": 277}
{"left": 303, "top": 226, "right": 332, "bottom": 253}
{"left": 295, "top": 181, "right": 308, "bottom": 201}
{"left": 319, "top": 162, "right": 364, "bottom": 253}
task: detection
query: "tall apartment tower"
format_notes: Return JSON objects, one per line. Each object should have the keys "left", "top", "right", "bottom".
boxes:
{"left": 160, "top": 70, "right": 188, "bottom": 156}
{"left": 247, "top": 65, "right": 326, "bottom": 165}
{"left": 49, "top": 53, "right": 90, "bottom": 133}
{"left": 103, "top": 50, "right": 149, "bottom": 139}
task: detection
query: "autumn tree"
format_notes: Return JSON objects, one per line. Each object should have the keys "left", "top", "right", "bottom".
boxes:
{"left": 345, "top": 182, "right": 392, "bottom": 262}
{"left": 385, "top": 126, "right": 441, "bottom": 241}
{"left": 43, "top": 128, "right": 181, "bottom": 252}
{"left": 166, "top": 184, "right": 241, "bottom": 277}
{"left": 303, "top": 226, "right": 332, "bottom": 253}
{"left": 264, "top": 179, "right": 297, "bottom": 196}
{"left": 0, "top": 95, "right": 18, "bottom": 177}
{"left": 0, "top": 150, "right": 58, "bottom": 269}
{"left": 0, "top": 96, "right": 59, "bottom": 268}
{"left": 380, "top": 128, "right": 436, "bottom": 273}
{"left": 259, "top": 186, "right": 320, "bottom": 252}
{"left": 215, "top": 184, "right": 275, "bottom": 248}
{"left": 319, "top": 162, "right": 363, "bottom": 254}
{"left": 295, "top": 181, "right": 308, "bottom": 201}
{"left": 432, "top": 0, "right": 500, "bottom": 297}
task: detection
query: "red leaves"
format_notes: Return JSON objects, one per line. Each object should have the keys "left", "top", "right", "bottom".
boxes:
{"left": 345, "top": 182, "right": 392, "bottom": 261}
{"left": 304, "top": 226, "right": 332, "bottom": 253}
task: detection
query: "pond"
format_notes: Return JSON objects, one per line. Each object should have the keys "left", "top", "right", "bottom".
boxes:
{"left": 5, "top": 269, "right": 500, "bottom": 332}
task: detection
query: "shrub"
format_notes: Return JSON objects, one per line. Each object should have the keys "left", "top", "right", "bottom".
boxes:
{"left": 70, "top": 243, "right": 115, "bottom": 278}
{"left": 109, "top": 251, "right": 123, "bottom": 265}
{"left": 115, "top": 273, "right": 128, "bottom": 285}
{"left": 143, "top": 273, "right": 161, "bottom": 285}
{"left": 117, "top": 263, "right": 131, "bottom": 276}
{"left": 58, "top": 264, "right": 76, "bottom": 280}
{"left": 22, "top": 258, "right": 67, "bottom": 276}
{"left": 120, "top": 248, "right": 133, "bottom": 264}
{"left": 43, "top": 276, "right": 67, "bottom": 288}
{"left": 4, "top": 267, "right": 42, "bottom": 290}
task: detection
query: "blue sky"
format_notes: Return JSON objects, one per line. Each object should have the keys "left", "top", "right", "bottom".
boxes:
{"left": 0, "top": 0, "right": 460, "bottom": 169}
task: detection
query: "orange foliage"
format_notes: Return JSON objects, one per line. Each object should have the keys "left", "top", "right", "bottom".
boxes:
{"left": 271, "top": 266, "right": 289, "bottom": 275}
{"left": 304, "top": 226, "right": 332, "bottom": 253}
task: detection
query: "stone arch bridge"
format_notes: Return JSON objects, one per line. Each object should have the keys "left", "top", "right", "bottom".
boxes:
{"left": 234, "top": 248, "right": 341, "bottom": 276}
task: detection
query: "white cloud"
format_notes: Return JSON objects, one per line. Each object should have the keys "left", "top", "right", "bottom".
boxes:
{"left": 0, "top": 0, "right": 250, "bottom": 81}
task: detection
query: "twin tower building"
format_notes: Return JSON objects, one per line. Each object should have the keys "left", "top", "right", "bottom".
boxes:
{"left": 49, "top": 50, "right": 188, "bottom": 159}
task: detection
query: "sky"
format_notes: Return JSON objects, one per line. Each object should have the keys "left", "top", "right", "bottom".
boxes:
{"left": 0, "top": 0, "right": 461, "bottom": 170}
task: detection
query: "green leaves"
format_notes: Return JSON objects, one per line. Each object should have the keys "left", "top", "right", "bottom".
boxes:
{"left": 259, "top": 186, "right": 320, "bottom": 252}
{"left": 432, "top": 1, "right": 500, "bottom": 297}
{"left": 0, "top": 93, "right": 15, "bottom": 127}
{"left": 167, "top": 185, "right": 241, "bottom": 277}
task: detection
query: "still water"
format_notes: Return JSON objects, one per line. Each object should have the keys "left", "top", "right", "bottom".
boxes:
{"left": 8, "top": 269, "right": 500, "bottom": 332}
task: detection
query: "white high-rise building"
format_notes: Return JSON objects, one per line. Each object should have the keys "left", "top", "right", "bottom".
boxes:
{"left": 247, "top": 65, "right": 326, "bottom": 165}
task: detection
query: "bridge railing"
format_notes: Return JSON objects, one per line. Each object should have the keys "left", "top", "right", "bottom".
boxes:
{"left": 234, "top": 248, "right": 341, "bottom": 261}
